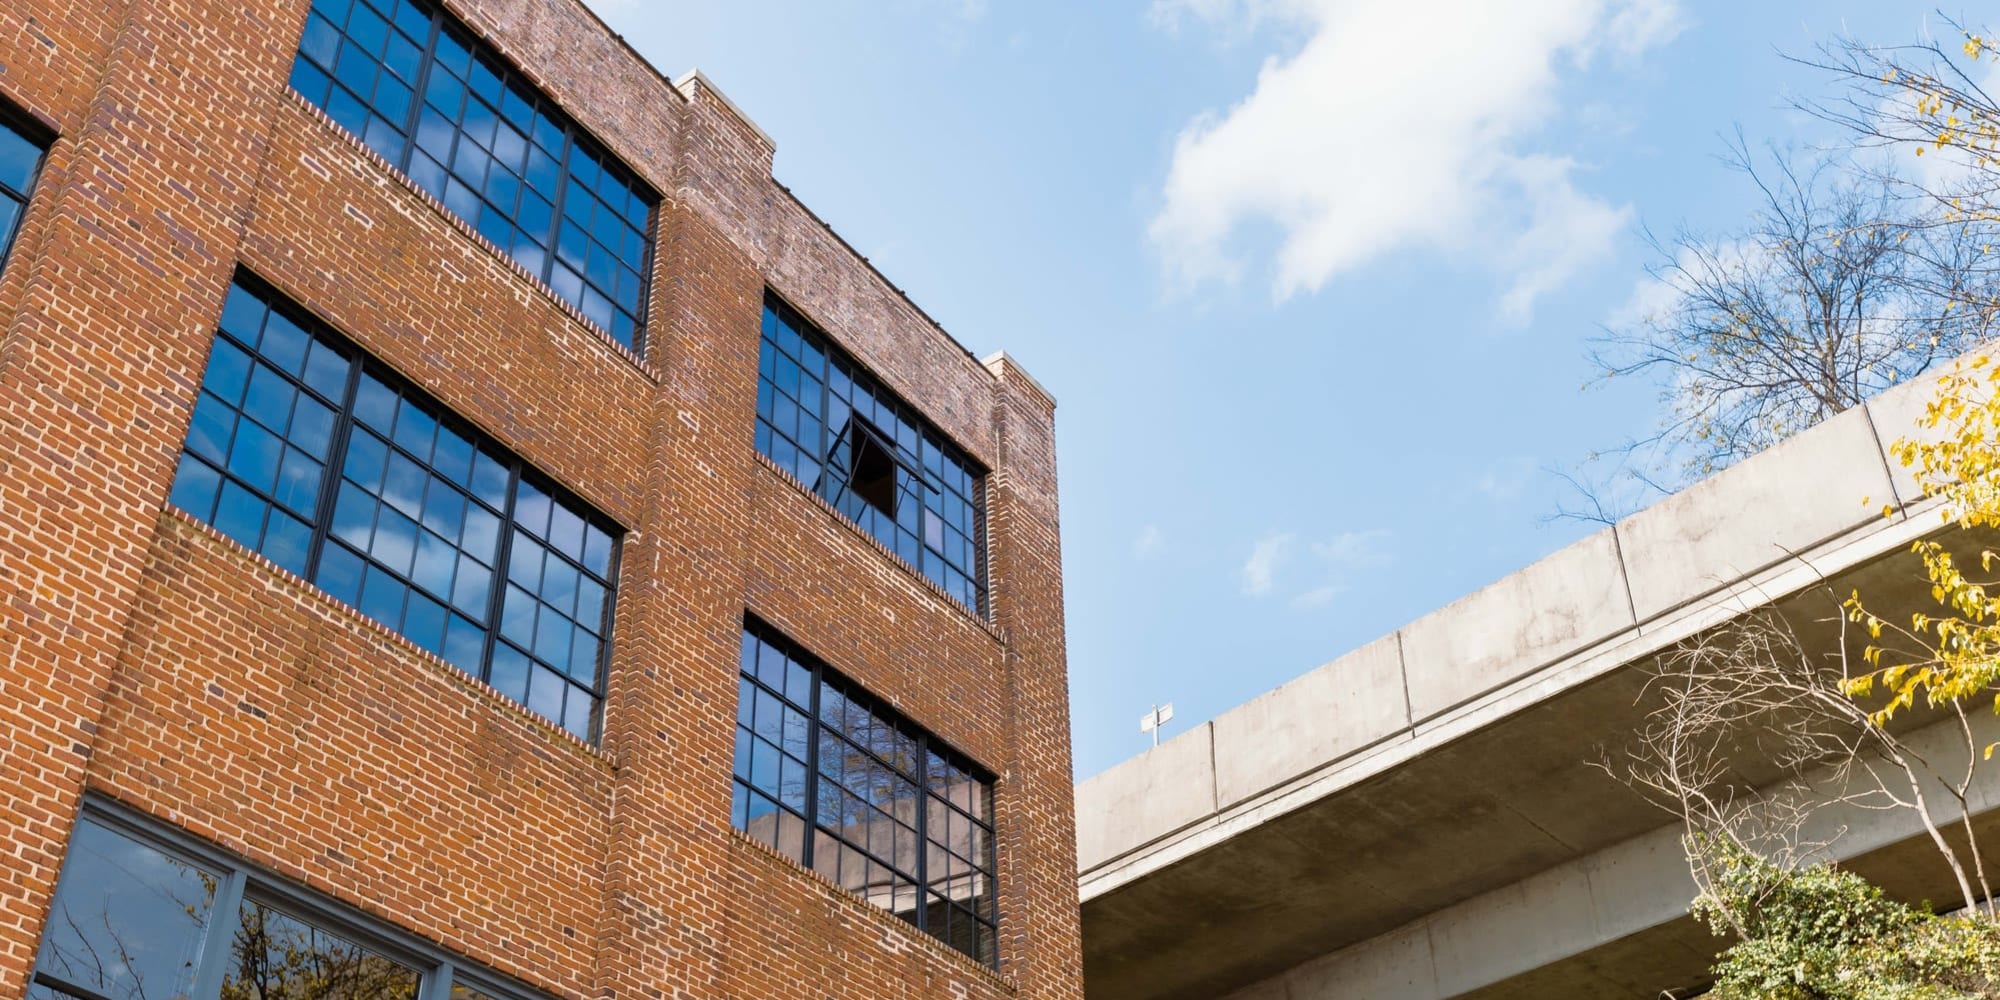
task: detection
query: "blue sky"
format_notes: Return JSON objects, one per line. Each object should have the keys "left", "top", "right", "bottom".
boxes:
{"left": 587, "top": 0, "right": 1965, "bottom": 779}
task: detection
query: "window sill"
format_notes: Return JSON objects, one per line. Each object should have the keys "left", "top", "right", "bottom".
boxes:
{"left": 752, "top": 451, "right": 1003, "bottom": 643}
{"left": 279, "top": 89, "right": 659, "bottom": 384}
{"left": 726, "top": 827, "right": 1017, "bottom": 991}
{"left": 158, "top": 505, "right": 613, "bottom": 770}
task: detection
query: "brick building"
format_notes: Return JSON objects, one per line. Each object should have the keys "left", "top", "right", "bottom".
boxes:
{"left": 0, "top": 0, "right": 1081, "bottom": 997}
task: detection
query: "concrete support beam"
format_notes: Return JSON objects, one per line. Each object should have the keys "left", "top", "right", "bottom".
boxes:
{"left": 1221, "top": 710, "right": 2000, "bottom": 1000}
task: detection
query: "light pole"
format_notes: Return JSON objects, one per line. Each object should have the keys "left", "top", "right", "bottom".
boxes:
{"left": 1139, "top": 703, "right": 1174, "bottom": 748}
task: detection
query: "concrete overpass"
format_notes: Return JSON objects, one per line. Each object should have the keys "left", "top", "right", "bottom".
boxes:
{"left": 1075, "top": 373, "right": 2000, "bottom": 999}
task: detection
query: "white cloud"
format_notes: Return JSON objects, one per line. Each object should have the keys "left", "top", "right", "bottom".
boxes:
{"left": 1240, "top": 532, "right": 1294, "bottom": 596}
{"left": 1244, "top": 528, "right": 1391, "bottom": 606}
{"left": 1497, "top": 156, "right": 1633, "bottom": 323}
{"left": 1473, "top": 456, "right": 1538, "bottom": 501}
{"left": 1149, "top": 0, "right": 1682, "bottom": 315}
{"left": 1309, "top": 529, "right": 1391, "bottom": 569}
{"left": 1134, "top": 523, "right": 1164, "bottom": 558}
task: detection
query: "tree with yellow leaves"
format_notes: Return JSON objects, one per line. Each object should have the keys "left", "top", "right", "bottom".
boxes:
{"left": 1809, "top": 19, "right": 2000, "bottom": 735}
{"left": 1599, "top": 24, "right": 2000, "bottom": 993}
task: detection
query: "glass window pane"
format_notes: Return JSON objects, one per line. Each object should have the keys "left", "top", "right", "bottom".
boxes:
{"left": 275, "top": 448, "right": 324, "bottom": 517}
{"left": 289, "top": 59, "right": 332, "bottom": 107}
{"left": 574, "top": 578, "right": 606, "bottom": 632}
{"left": 359, "top": 563, "right": 407, "bottom": 626}
{"left": 315, "top": 542, "right": 366, "bottom": 605}
{"left": 470, "top": 451, "right": 509, "bottom": 508}
{"left": 442, "top": 613, "right": 484, "bottom": 673}
{"left": 381, "top": 451, "right": 425, "bottom": 516}
{"left": 213, "top": 480, "right": 268, "bottom": 549}
{"left": 353, "top": 373, "right": 397, "bottom": 430}
{"left": 460, "top": 505, "right": 501, "bottom": 564}
{"left": 201, "top": 339, "right": 254, "bottom": 405}
{"left": 531, "top": 611, "right": 571, "bottom": 672}
{"left": 431, "top": 427, "right": 474, "bottom": 484}
{"left": 370, "top": 507, "right": 418, "bottom": 576}
{"left": 527, "top": 664, "right": 565, "bottom": 721}
{"left": 169, "top": 454, "right": 223, "bottom": 519}
{"left": 539, "top": 558, "right": 576, "bottom": 615}
{"left": 403, "top": 592, "right": 447, "bottom": 652}
{"left": 489, "top": 642, "right": 530, "bottom": 702}
{"left": 451, "top": 555, "right": 491, "bottom": 619}
{"left": 264, "top": 511, "right": 313, "bottom": 577}
{"left": 561, "top": 692, "right": 594, "bottom": 742}
{"left": 186, "top": 393, "right": 237, "bottom": 463}
{"left": 392, "top": 400, "right": 436, "bottom": 460}
{"left": 224, "top": 901, "right": 421, "bottom": 1000}
{"left": 412, "top": 527, "right": 458, "bottom": 595}
{"left": 31, "top": 820, "right": 217, "bottom": 1000}
{"left": 0, "top": 118, "right": 43, "bottom": 194}
{"left": 290, "top": 397, "right": 337, "bottom": 457}
{"left": 242, "top": 364, "right": 296, "bottom": 434}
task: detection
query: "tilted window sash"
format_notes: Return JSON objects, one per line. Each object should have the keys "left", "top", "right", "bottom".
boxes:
{"left": 754, "top": 295, "right": 988, "bottom": 616}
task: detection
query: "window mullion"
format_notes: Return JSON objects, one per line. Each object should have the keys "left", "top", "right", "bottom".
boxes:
{"left": 633, "top": 203, "right": 654, "bottom": 343}
{"left": 424, "top": 959, "right": 456, "bottom": 1000}
{"left": 478, "top": 463, "right": 524, "bottom": 686}
{"left": 188, "top": 869, "right": 249, "bottom": 1000}
{"left": 398, "top": 12, "right": 447, "bottom": 176}
{"left": 802, "top": 662, "right": 821, "bottom": 870}
{"left": 593, "top": 528, "right": 619, "bottom": 709}
{"left": 913, "top": 733, "right": 928, "bottom": 934}
{"left": 301, "top": 353, "right": 367, "bottom": 584}
{"left": 543, "top": 132, "right": 574, "bottom": 289}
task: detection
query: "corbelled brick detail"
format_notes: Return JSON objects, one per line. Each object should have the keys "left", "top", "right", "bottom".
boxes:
{"left": 0, "top": 0, "right": 1083, "bottom": 998}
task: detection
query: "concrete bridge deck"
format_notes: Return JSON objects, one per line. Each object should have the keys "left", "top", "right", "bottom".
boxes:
{"left": 1075, "top": 373, "right": 1999, "bottom": 1000}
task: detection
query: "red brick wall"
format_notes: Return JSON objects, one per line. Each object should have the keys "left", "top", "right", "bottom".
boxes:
{"left": 0, "top": 0, "right": 1083, "bottom": 998}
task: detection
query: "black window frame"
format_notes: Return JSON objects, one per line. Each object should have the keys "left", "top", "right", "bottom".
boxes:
{"left": 168, "top": 270, "right": 621, "bottom": 743}
{"left": 0, "top": 99, "right": 53, "bottom": 274}
{"left": 753, "top": 293, "right": 990, "bottom": 618}
{"left": 30, "top": 797, "right": 548, "bottom": 1000}
{"left": 286, "top": 0, "right": 657, "bottom": 351}
{"left": 731, "top": 616, "right": 1000, "bottom": 967}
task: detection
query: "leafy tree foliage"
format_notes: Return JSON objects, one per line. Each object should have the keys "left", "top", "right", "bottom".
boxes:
{"left": 1694, "top": 838, "right": 2000, "bottom": 1000}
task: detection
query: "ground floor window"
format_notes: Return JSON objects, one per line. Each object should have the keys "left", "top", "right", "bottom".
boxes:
{"left": 29, "top": 801, "right": 542, "bottom": 1000}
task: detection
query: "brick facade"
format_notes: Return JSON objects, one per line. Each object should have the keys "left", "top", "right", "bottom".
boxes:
{"left": 0, "top": 0, "right": 1083, "bottom": 997}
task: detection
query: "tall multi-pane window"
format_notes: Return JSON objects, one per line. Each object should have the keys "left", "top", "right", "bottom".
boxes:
{"left": 754, "top": 296, "right": 986, "bottom": 615}
{"left": 287, "top": 0, "right": 655, "bottom": 349}
{"left": 30, "top": 804, "right": 542, "bottom": 1000}
{"left": 0, "top": 109, "right": 50, "bottom": 272}
{"left": 169, "top": 274, "right": 619, "bottom": 741}
{"left": 732, "top": 619, "right": 998, "bottom": 966}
